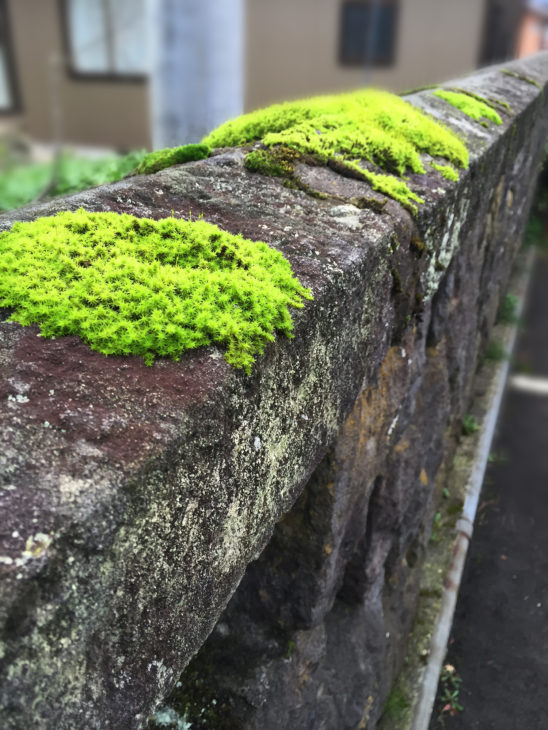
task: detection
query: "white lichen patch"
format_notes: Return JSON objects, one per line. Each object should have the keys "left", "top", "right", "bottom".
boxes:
{"left": 328, "top": 204, "right": 363, "bottom": 230}
{"left": 423, "top": 195, "right": 470, "bottom": 300}
{"left": 58, "top": 474, "right": 95, "bottom": 502}
{"left": 387, "top": 415, "right": 399, "bottom": 438}
{"left": 8, "top": 532, "right": 54, "bottom": 569}
{"left": 7, "top": 394, "right": 29, "bottom": 404}
{"left": 150, "top": 706, "right": 192, "bottom": 729}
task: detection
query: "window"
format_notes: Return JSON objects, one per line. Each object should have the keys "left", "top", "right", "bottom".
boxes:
{"left": 62, "top": 0, "right": 147, "bottom": 79}
{"left": 339, "top": 0, "right": 399, "bottom": 67}
{"left": 0, "top": 0, "right": 19, "bottom": 112}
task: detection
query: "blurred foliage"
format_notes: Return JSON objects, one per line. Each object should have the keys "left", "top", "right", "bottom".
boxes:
{"left": 525, "top": 145, "right": 548, "bottom": 249}
{"left": 497, "top": 293, "right": 519, "bottom": 325}
{"left": 0, "top": 150, "right": 146, "bottom": 212}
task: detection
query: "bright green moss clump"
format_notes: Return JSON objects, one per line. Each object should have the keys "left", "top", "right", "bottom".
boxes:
{"left": 135, "top": 144, "right": 210, "bottom": 175}
{"left": 431, "top": 162, "right": 459, "bottom": 182}
{"left": 0, "top": 209, "right": 312, "bottom": 372}
{"left": 203, "top": 89, "right": 468, "bottom": 213}
{"left": 433, "top": 90, "right": 502, "bottom": 126}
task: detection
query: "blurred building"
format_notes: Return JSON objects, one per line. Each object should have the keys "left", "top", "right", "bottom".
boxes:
{"left": 0, "top": 0, "right": 526, "bottom": 153}
{"left": 480, "top": 0, "right": 528, "bottom": 65}
{"left": 516, "top": 0, "right": 548, "bottom": 57}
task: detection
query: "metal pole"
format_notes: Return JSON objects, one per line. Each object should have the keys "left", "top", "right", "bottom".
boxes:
{"left": 148, "top": 0, "right": 245, "bottom": 149}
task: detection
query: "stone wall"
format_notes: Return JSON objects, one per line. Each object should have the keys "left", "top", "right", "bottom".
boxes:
{"left": 1, "top": 54, "right": 548, "bottom": 730}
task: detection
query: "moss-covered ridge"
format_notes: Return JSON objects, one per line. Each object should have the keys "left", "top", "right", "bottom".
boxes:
{"left": 0, "top": 209, "right": 312, "bottom": 372}
{"left": 135, "top": 144, "right": 210, "bottom": 175}
{"left": 202, "top": 89, "right": 469, "bottom": 213}
{"left": 433, "top": 90, "right": 503, "bottom": 126}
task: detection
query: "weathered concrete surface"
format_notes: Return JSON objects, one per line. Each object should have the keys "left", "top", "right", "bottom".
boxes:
{"left": 1, "top": 55, "right": 548, "bottom": 729}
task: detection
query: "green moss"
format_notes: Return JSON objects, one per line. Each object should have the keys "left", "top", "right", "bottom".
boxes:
{"left": 433, "top": 90, "right": 502, "bottom": 126}
{"left": 351, "top": 196, "right": 387, "bottom": 213}
{"left": 285, "top": 640, "right": 296, "bottom": 658}
{"left": 0, "top": 209, "right": 312, "bottom": 373}
{"left": 410, "top": 236, "right": 427, "bottom": 256}
{"left": 494, "top": 98, "right": 512, "bottom": 113}
{"left": 449, "top": 87, "right": 512, "bottom": 115}
{"left": 203, "top": 89, "right": 469, "bottom": 214}
{"left": 391, "top": 268, "right": 403, "bottom": 294}
{"left": 498, "top": 293, "right": 519, "bottom": 324}
{"left": 244, "top": 147, "right": 296, "bottom": 177}
{"left": 484, "top": 339, "right": 508, "bottom": 362}
{"left": 431, "top": 162, "right": 459, "bottom": 182}
{"left": 135, "top": 144, "right": 210, "bottom": 175}
{"left": 502, "top": 69, "right": 541, "bottom": 88}
{"left": 462, "top": 414, "right": 479, "bottom": 436}
{"left": 381, "top": 688, "right": 410, "bottom": 722}
{"left": 399, "top": 83, "right": 439, "bottom": 96}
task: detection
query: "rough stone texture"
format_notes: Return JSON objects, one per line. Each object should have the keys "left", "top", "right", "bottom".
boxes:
{"left": 1, "top": 55, "right": 548, "bottom": 730}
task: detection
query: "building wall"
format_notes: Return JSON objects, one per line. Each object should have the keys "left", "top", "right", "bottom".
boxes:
{"left": 5, "top": 0, "right": 150, "bottom": 150}
{"left": 2, "top": 0, "right": 496, "bottom": 150}
{"left": 245, "top": 0, "right": 487, "bottom": 111}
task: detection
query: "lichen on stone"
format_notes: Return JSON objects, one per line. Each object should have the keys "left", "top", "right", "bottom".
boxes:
{"left": 0, "top": 209, "right": 312, "bottom": 372}
{"left": 433, "top": 90, "right": 502, "bottom": 126}
{"left": 202, "top": 89, "right": 469, "bottom": 213}
{"left": 135, "top": 144, "right": 211, "bottom": 175}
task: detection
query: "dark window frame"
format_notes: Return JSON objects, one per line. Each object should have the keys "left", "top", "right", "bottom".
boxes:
{"left": 339, "top": 0, "right": 400, "bottom": 68}
{"left": 0, "top": 0, "right": 21, "bottom": 114}
{"left": 58, "top": 0, "right": 147, "bottom": 84}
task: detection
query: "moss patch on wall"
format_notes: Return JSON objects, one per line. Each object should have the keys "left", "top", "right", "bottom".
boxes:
{"left": 203, "top": 89, "right": 469, "bottom": 213}
{"left": 0, "top": 209, "right": 312, "bottom": 372}
{"left": 431, "top": 162, "right": 459, "bottom": 182}
{"left": 433, "top": 90, "right": 502, "bottom": 126}
{"left": 135, "top": 144, "right": 211, "bottom": 175}
{"left": 502, "top": 69, "right": 541, "bottom": 88}
{"left": 449, "top": 87, "right": 512, "bottom": 114}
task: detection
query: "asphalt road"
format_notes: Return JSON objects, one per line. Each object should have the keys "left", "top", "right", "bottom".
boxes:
{"left": 429, "top": 250, "right": 548, "bottom": 730}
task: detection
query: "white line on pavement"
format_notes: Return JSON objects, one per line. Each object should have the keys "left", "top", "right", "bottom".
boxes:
{"left": 509, "top": 374, "right": 548, "bottom": 396}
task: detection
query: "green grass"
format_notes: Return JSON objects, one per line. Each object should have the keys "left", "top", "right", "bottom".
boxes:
{"left": 0, "top": 209, "right": 312, "bottom": 372}
{"left": 0, "top": 150, "right": 146, "bottom": 212}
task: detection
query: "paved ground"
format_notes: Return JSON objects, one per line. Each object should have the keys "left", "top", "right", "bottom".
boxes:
{"left": 429, "top": 250, "right": 548, "bottom": 729}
